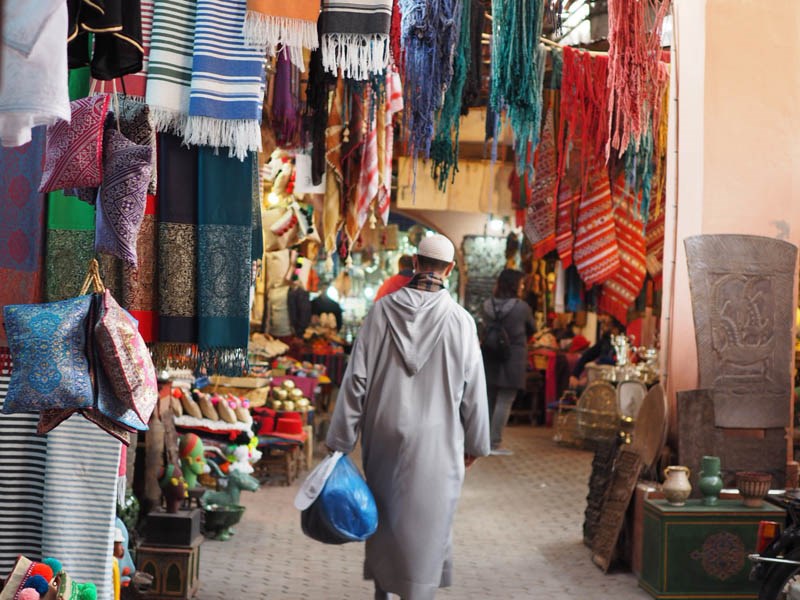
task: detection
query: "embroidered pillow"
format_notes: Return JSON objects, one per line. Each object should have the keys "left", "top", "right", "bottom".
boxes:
{"left": 114, "top": 97, "right": 157, "bottom": 195}
{"left": 94, "top": 290, "right": 158, "bottom": 425}
{"left": 94, "top": 353, "right": 149, "bottom": 432}
{"left": 39, "top": 94, "right": 111, "bottom": 193}
{"left": 95, "top": 129, "right": 153, "bottom": 266}
{"left": 2, "top": 295, "right": 94, "bottom": 414}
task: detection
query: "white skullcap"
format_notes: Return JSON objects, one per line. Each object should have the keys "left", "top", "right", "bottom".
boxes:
{"left": 417, "top": 234, "right": 455, "bottom": 263}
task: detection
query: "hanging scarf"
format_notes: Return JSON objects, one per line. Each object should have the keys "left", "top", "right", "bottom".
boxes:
{"left": 645, "top": 178, "right": 665, "bottom": 289}
{"left": 597, "top": 179, "right": 646, "bottom": 324}
{"left": 555, "top": 181, "right": 578, "bottom": 268}
{"left": 145, "top": 0, "right": 198, "bottom": 134}
{"left": 430, "top": 0, "right": 471, "bottom": 191}
{"left": 557, "top": 48, "right": 610, "bottom": 193}
{"left": 68, "top": 0, "right": 144, "bottom": 81}
{"left": 356, "top": 86, "right": 379, "bottom": 234}
{"left": 490, "top": 0, "right": 546, "bottom": 179}
{"left": 251, "top": 154, "right": 264, "bottom": 264}
{"left": 572, "top": 169, "right": 620, "bottom": 287}
{"left": 390, "top": 0, "right": 404, "bottom": 73}
{"left": 0, "top": 130, "right": 46, "bottom": 346}
{"left": 461, "top": 0, "right": 485, "bottom": 112}
{"left": 42, "top": 415, "right": 120, "bottom": 600}
{"left": 243, "top": 0, "right": 320, "bottom": 71}
{"left": 606, "top": 0, "right": 670, "bottom": 157}
{"left": 323, "top": 78, "right": 345, "bottom": 255}
{"left": 155, "top": 133, "right": 198, "bottom": 367}
{"left": 564, "top": 264, "right": 584, "bottom": 312}
{"left": 376, "top": 68, "right": 403, "bottom": 225}
{"left": 305, "top": 40, "right": 333, "bottom": 185}
{"left": 272, "top": 49, "right": 301, "bottom": 147}
{"left": 197, "top": 148, "right": 254, "bottom": 375}
{"left": 319, "top": 0, "right": 392, "bottom": 80}
{"left": 400, "top": 0, "right": 463, "bottom": 159}
{"left": 343, "top": 89, "right": 366, "bottom": 247}
{"left": 91, "top": 0, "right": 154, "bottom": 99}
{"left": 523, "top": 108, "right": 558, "bottom": 259}
{"left": 185, "top": 0, "right": 267, "bottom": 161}
{"left": 0, "top": 366, "right": 49, "bottom": 574}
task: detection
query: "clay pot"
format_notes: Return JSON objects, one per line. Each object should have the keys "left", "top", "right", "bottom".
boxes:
{"left": 663, "top": 466, "right": 692, "bottom": 506}
{"left": 736, "top": 471, "right": 772, "bottom": 508}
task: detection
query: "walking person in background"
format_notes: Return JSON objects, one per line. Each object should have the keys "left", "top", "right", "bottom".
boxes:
{"left": 374, "top": 254, "right": 414, "bottom": 300}
{"left": 327, "top": 234, "right": 490, "bottom": 600}
{"left": 481, "top": 269, "right": 536, "bottom": 456}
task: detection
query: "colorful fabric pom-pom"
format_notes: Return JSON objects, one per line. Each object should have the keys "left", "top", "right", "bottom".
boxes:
{"left": 24, "top": 575, "right": 50, "bottom": 595}
{"left": 19, "top": 588, "right": 40, "bottom": 600}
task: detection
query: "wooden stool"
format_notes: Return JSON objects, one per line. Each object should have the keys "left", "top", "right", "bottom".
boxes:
{"left": 255, "top": 445, "right": 300, "bottom": 486}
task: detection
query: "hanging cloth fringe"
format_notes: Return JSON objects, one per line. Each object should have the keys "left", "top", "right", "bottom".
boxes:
{"left": 430, "top": 0, "right": 472, "bottom": 191}
{"left": 606, "top": 0, "right": 670, "bottom": 157}
{"left": 243, "top": 0, "right": 319, "bottom": 71}
{"left": 272, "top": 49, "right": 302, "bottom": 147}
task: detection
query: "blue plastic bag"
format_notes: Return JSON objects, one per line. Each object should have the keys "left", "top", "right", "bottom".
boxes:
{"left": 298, "top": 454, "right": 378, "bottom": 544}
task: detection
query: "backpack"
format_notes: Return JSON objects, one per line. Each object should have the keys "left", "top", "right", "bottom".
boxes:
{"left": 480, "top": 299, "right": 512, "bottom": 361}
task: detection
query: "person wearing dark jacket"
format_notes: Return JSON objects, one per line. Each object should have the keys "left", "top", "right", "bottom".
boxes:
{"left": 568, "top": 315, "right": 623, "bottom": 389}
{"left": 311, "top": 284, "right": 344, "bottom": 331}
{"left": 482, "top": 269, "right": 536, "bottom": 456}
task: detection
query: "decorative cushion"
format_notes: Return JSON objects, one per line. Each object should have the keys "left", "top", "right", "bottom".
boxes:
{"left": 80, "top": 408, "right": 133, "bottom": 445}
{"left": 94, "top": 290, "right": 158, "bottom": 424}
{"left": 39, "top": 94, "right": 111, "bottom": 193}
{"left": 2, "top": 295, "right": 93, "bottom": 415}
{"left": 113, "top": 97, "right": 157, "bottom": 196}
{"left": 93, "top": 352, "right": 149, "bottom": 432}
{"left": 95, "top": 129, "right": 153, "bottom": 266}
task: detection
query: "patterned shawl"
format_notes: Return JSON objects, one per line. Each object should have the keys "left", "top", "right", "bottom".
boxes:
{"left": 0, "top": 129, "right": 47, "bottom": 347}
{"left": 184, "top": 0, "right": 266, "bottom": 161}
{"left": 145, "top": 0, "right": 198, "bottom": 134}
{"left": 197, "top": 148, "right": 254, "bottom": 375}
{"left": 523, "top": 109, "right": 558, "bottom": 259}
{"left": 597, "top": 180, "right": 646, "bottom": 324}
{"left": 572, "top": 170, "right": 620, "bottom": 287}
{"left": 554, "top": 182, "right": 578, "bottom": 268}
{"left": 155, "top": 133, "right": 198, "bottom": 367}
{"left": 244, "top": 0, "right": 320, "bottom": 71}
{"left": 320, "top": 0, "right": 392, "bottom": 80}
{"left": 323, "top": 78, "right": 344, "bottom": 255}
{"left": 91, "top": 0, "right": 154, "bottom": 99}
{"left": 356, "top": 86, "right": 379, "bottom": 234}
{"left": 376, "top": 68, "right": 403, "bottom": 224}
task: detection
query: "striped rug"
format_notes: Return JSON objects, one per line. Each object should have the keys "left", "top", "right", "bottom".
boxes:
{"left": 145, "top": 0, "right": 198, "bottom": 134}
{"left": 184, "top": 0, "right": 266, "bottom": 161}
{"left": 572, "top": 171, "right": 620, "bottom": 288}
{"left": 43, "top": 414, "right": 121, "bottom": 600}
{"left": 0, "top": 366, "right": 47, "bottom": 575}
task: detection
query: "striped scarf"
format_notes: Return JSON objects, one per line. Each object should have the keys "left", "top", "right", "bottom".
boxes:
{"left": 572, "top": 170, "right": 620, "bottom": 287}
{"left": 356, "top": 87, "right": 379, "bottom": 234}
{"left": 323, "top": 78, "right": 345, "bottom": 255}
{"left": 243, "top": 0, "right": 320, "bottom": 71}
{"left": 407, "top": 272, "right": 446, "bottom": 293}
{"left": 376, "top": 68, "right": 403, "bottom": 224}
{"left": 320, "top": 0, "right": 392, "bottom": 80}
{"left": 146, "top": 0, "right": 198, "bottom": 134}
{"left": 184, "top": 0, "right": 267, "bottom": 161}
{"left": 91, "top": 0, "right": 155, "bottom": 100}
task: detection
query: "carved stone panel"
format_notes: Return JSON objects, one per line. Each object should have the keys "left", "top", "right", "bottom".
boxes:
{"left": 685, "top": 235, "right": 798, "bottom": 429}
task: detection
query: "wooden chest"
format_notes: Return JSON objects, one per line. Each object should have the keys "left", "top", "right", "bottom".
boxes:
{"left": 639, "top": 498, "right": 783, "bottom": 599}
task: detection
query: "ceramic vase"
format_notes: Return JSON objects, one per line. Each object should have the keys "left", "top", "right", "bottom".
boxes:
{"left": 663, "top": 466, "right": 692, "bottom": 506}
{"left": 699, "top": 455, "right": 723, "bottom": 506}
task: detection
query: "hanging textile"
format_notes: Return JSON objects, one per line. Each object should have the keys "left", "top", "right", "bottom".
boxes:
{"left": 156, "top": 133, "right": 198, "bottom": 366}
{"left": 564, "top": 264, "right": 584, "bottom": 312}
{"left": 572, "top": 169, "right": 619, "bottom": 287}
{"left": 184, "top": 0, "right": 266, "bottom": 161}
{"left": 251, "top": 154, "right": 264, "bottom": 264}
{"left": 597, "top": 180, "right": 646, "bottom": 324}
{"left": 645, "top": 197, "right": 665, "bottom": 289}
{"left": 42, "top": 415, "right": 120, "bottom": 600}
{"left": 376, "top": 68, "right": 403, "bottom": 225}
{"left": 272, "top": 49, "right": 301, "bottom": 148}
{"left": 319, "top": 0, "right": 392, "bottom": 80}
{"left": 557, "top": 48, "right": 610, "bottom": 192}
{"left": 343, "top": 89, "right": 366, "bottom": 247}
{"left": 606, "top": 0, "right": 669, "bottom": 157}
{"left": 0, "top": 358, "right": 48, "bottom": 575}
{"left": 305, "top": 41, "right": 333, "bottom": 185}
{"left": 461, "top": 0, "right": 485, "bottom": 111}
{"left": 490, "top": 0, "right": 546, "bottom": 178}
{"left": 91, "top": 0, "right": 154, "bottom": 99}
{"left": 356, "top": 88, "right": 379, "bottom": 234}
{"left": 145, "top": 0, "right": 198, "bottom": 134}
{"left": 430, "top": 0, "right": 471, "bottom": 191}
{"left": 243, "top": 0, "right": 319, "bottom": 71}
{"left": 390, "top": 0, "right": 404, "bottom": 72}
{"left": 0, "top": 0, "right": 70, "bottom": 147}
{"left": 197, "top": 148, "right": 254, "bottom": 375}
{"left": 323, "top": 78, "right": 345, "bottom": 256}
{"left": 0, "top": 129, "right": 47, "bottom": 346}
{"left": 523, "top": 109, "right": 558, "bottom": 259}
{"left": 554, "top": 182, "right": 577, "bottom": 268}
{"left": 400, "top": 0, "right": 463, "bottom": 159}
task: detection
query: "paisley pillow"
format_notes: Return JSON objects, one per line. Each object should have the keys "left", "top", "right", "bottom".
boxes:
{"left": 95, "top": 129, "right": 153, "bottom": 266}
{"left": 39, "top": 94, "right": 111, "bottom": 193}
{"left": 2, "top": 295, "right": 94, "bottom": 415}
{"left": 94, "top": 290, "right": 158, "bottom": 425}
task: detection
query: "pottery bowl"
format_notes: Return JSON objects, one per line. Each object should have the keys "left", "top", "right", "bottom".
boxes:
{"left": 735, "top": 471, "right": 772, "bottom": 508}
{"left": 203, "top": 504, "right": 245, "bottom": 535}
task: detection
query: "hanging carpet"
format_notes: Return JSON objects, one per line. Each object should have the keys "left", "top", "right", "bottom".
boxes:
{"left": 555, "top": 182, "right": 578, "bottom": 268}
{"left": 572, "top": 169, "right": 620, "bottom": 288}
{"left": 523, "top": 109, "right": 558, "bottom": 258}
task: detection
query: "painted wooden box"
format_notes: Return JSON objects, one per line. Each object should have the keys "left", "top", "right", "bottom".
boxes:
{"left": 639, "top": 499, "right": 783, "bottom": 599}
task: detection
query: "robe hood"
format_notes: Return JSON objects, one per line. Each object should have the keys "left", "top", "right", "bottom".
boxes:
{"left": 380, "top": 288, "right": 455, "bottom": 375}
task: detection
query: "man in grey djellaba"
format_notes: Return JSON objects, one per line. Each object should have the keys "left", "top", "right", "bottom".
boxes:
{"left": 327, "top": 233, "right": 491, "bottom": 600}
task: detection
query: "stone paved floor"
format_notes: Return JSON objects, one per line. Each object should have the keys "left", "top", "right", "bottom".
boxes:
{"left": 199, "top": 424, "right": 651, "bottom": 599}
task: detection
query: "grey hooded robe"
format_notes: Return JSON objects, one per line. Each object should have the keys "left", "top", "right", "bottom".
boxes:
{"left": 326, "top": 287, "right": 491, "bottom": 600}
